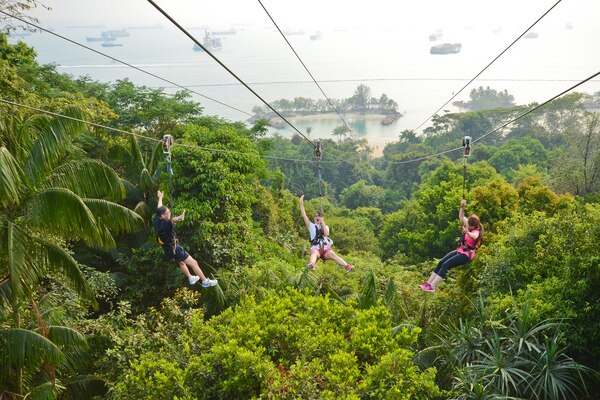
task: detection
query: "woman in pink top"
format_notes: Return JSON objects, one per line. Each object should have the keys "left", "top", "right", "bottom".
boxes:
{"left": 419, "top": 199, "right": 482, "bottom": 292}
{"left": 299, "top": 195, "right": 354, "bottom": 273}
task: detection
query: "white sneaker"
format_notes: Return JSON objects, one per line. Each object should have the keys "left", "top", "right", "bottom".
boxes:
{"left": 201, "top": 278, "right": 218, "bottom": 288}
{"left": 188, "top": 276, "right": 200, "bottom": 285}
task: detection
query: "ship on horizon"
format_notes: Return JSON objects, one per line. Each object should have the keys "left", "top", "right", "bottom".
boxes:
{"left": 193, "top": 31, "right": 222, "bottom": 51}
{"left": 430, "top": 43, "right": 461, "bottom": 54}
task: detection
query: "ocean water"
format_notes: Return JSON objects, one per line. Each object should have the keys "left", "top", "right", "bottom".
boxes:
{"left": 11, "top": 12, "right": 600, "bottom": 147}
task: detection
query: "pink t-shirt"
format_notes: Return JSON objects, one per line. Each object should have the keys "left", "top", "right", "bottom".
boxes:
{"left": 457, "top": 229, "right": 480, "bottom": 260}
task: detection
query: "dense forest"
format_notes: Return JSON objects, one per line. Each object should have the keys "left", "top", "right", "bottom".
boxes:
{"left": 1, "top": 14, "right": 600, "bottom": 400}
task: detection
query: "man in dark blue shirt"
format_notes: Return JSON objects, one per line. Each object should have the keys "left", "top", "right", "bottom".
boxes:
{"left": 153, "top": 190, "right": 217, "bottom": 287}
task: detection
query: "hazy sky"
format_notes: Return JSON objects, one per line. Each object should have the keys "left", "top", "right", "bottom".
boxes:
{"left": 16, "top": 0, "right": 600, "bottom": 135}
{"left": 29, "top": 0, "right": 598, "bottom": 31}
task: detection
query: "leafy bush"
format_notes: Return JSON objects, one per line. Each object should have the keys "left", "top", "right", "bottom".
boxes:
{"left": 110, "top": 289, "right": 442, "bottom": 399}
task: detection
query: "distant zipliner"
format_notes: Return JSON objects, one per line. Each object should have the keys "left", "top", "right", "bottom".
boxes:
{"left": 152, "top": 134, "right": 217, "bottom": 287}
{"left": 300, "top": 195, "right": 354, "bottom": 273}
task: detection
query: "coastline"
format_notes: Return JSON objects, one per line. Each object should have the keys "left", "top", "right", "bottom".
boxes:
{"left": 251, "top": 111, "right": 402, "bottom": 158}
{"left": 286, "top": 111, "right": 388, "bottom": 122}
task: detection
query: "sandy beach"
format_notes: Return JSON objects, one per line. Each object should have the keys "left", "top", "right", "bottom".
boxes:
{"left": 284, "top": 112, "right": 395, "bottom": 157}
{"left": 286, "top": 111, "right": 388, "bottom": 122}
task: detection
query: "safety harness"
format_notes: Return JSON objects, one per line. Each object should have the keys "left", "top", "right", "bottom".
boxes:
{"left": 458, "top": 226, "right": 483, "bottom": 251}
{"left": 310, "top": 224, "right": 330, "bottom": 246}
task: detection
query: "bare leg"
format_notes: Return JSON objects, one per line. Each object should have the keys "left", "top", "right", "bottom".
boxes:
{"left": 323, "top": 250, "right": 348, "bottom": 268}
{"left": 310, "top": 252, "right": 319, "bottom": 265}
{"left": 182, "top": 255, "right": 207, "bottom": 281}
{"left": 178, "top": 261, "right": 192, "bottom": 279}
{"left": 307, "top": 251, "right": 320, "bottom": 269}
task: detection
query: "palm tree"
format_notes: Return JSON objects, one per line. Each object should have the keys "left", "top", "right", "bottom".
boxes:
{"left": 0, "top": 107, "right": 144, "bottom": 397}
{"left": 332, "top": 125, "right": 350, "bottom": 143}
{"left": 436, "top": 299, "right": 592, "bottom": 400}
{"left": 109, "top": 135, "right": 163, "bottom": 222}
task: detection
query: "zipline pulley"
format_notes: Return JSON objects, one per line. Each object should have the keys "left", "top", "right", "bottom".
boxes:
{"left": 314, "top": 140, "right": 323, "bottom": 161}
{"left": 462, "top": 135, "right": 472, "bottom": 158}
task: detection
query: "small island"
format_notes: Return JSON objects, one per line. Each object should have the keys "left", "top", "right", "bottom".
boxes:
{"left": 249, "top": 84, "right": 402, "bottom": 128}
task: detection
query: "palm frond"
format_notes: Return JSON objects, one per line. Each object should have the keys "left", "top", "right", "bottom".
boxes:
{"left": 0, "top": 146, "right": 24, "bottom": 207}
{"left": 31, "top": 237, "right": 96, "bottom": 304}
{"left": 62, "top": 375, "right": 107, "bottom": 400}
{"left": 358, "top": 269, "right": 377, "bottom": 309}
{"left": 0, "top": 114, "right": 34, "bottom": 162}
{"left": 108, "top": 142, "right": 134, "bottom": 166}
{"left": 25, "top": 188, "right": 109, "bottom": 249}
{"left": 121, "top": 178, "right": 143, "bottom": 203}
{"left": 383, "top": 277, "right": 408, "bottom": 323}
{"left": 0, "top": 277, "right": 13, "bottom": 314}
{"left": 147, "top": 140, "right": 163, "bottom": 174}
{"left": 5, "top": 221, "right": 43, "bottom": 300}
{"left": 290, "top": 268, "right": 318, "bottom": 291}
{"left": 128, "top": 135, "right": 145, "bottom": 169}
{"left": 202, "top": 282, "right": 226, "bottom": 318}
{"left": 83, "top": 198, "right": 145, "bottom": 235}
{"left": 47, "top": 326, "right": 90, "bottom": 373}
{"left": 0, "top": 328, "right": 65, "bottom": 367}
{"left": 140, "top": 167, "right": 155, "bottom": 194}
{"left": 42, "top": 159, "right": 125, "bottom": 201}
{"left": 133, "top": 201, "right": 151, "bottom": 221}
{"left": 23, "top": 108, "right": 86, "bottom": 185}
{"left": 28, "top": 380, "right": 65, "bottom": 400}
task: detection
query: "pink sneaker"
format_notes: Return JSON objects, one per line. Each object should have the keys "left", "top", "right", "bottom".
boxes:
{"left": 419, "top": 283, "right": 435, "bottom": 292}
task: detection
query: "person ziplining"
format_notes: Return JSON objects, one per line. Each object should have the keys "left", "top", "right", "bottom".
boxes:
{"left": 419, "top": 198, "right": 483, "bottom": 292}
{"left": 419, "top": 136, "right": 483, "bottom": 292}
{"left": 153, "top": 135, "right": 217, "bottom": 287}
{"left": 300, "top": 195, "right": 354, "bottom": 273}
{"left": 154, "top": 191, "right": 218, "bottom": 287}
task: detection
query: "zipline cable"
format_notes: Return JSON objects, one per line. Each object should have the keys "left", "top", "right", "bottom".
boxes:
{"left": 411, "top": 0, "right": 563, "bottom": 133}
{"left": 0, "top": 98, "right": 340, "bottom": 164}
{"left": 386, "top": 68, "right": 600, "bottom": 164}
{"left": 0, "top": 98, "right": 161, "bottom": 143}
{"left": 0, "top": 10, "right": 254, "bottom": 118}
{"left": 258, "top": 0, "right": 352, "bottom": 132}
{"left": 147, "top": 0, "right": 316, "bottom": 147}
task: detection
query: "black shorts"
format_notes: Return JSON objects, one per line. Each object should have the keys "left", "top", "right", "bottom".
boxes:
{"left": 163, "top": 244, "right": 189, "bottom": 263}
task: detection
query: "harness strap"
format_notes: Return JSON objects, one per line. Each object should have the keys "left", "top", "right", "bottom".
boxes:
{"left": 315, "top": 140, "right": 323, "bottom": 213}
{"left": 462, "top": 136, "right": 471, "bottom": 200}
{"left": 163, "top": 134, "right": 177, "bottom": 254}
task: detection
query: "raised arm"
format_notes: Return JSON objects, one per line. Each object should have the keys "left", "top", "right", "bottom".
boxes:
{"left": 459, "top": 199, "right": 468, "bottom": 226}
{"left": 459, "top": 199, "right": 479, "bottom": 239}
{"left": 299, "top": 195, "right": 311, "bottom": 229}
{"left": 157, "top": 190, "right": 164, "bottom": 208}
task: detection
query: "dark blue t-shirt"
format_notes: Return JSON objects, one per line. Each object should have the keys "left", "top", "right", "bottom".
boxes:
{"left": 153, "top": 216, "right": 175, "bottom": 251}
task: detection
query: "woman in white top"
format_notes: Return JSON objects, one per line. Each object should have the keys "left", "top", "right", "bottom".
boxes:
{"left": 300, "top": 195, "right": 354, "bottom": 273}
